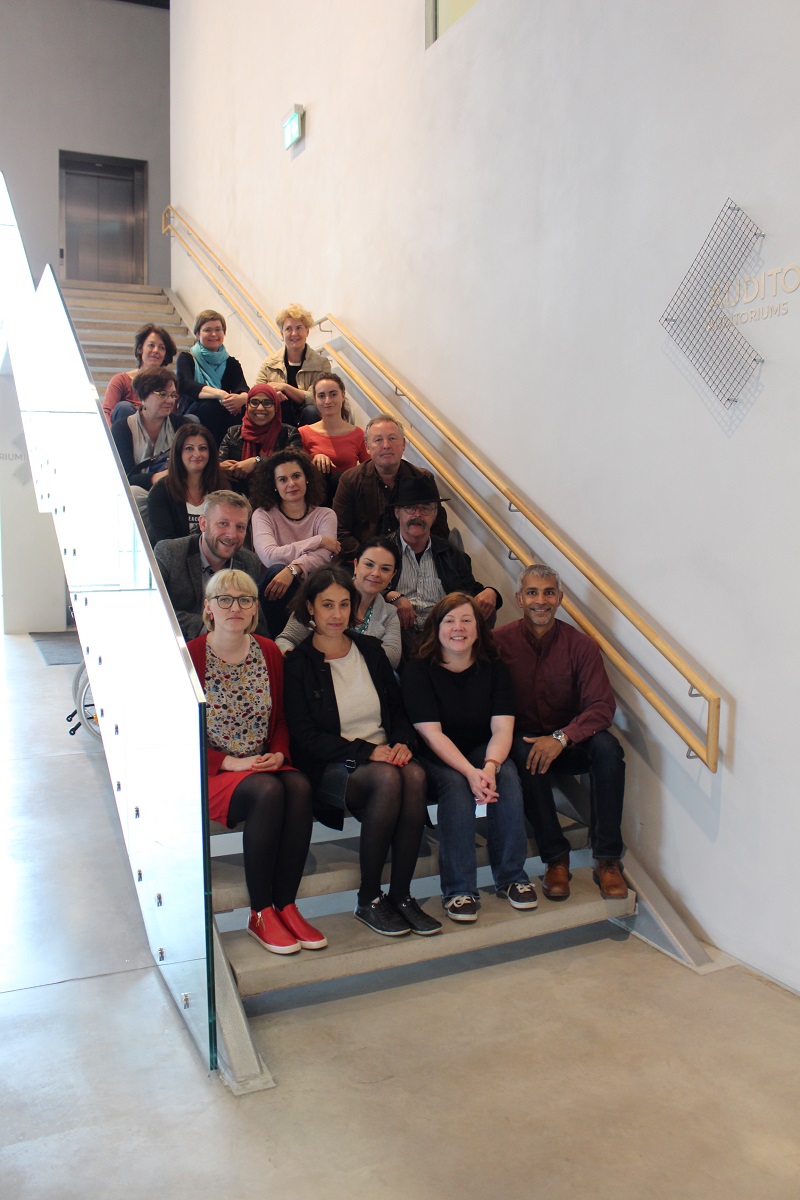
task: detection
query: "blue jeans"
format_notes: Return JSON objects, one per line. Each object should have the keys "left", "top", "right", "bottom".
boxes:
{"left": 423, "top": 744, "right": 530, "bottom": 901}
{"left": 510, "top": 730, "right": 625, "bottom": 862}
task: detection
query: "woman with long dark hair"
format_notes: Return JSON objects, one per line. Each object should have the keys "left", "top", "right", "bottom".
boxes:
{"left": 276, "top": 536, "right": 401, "bottom": 668}
{"left": 283, "top": 566, "right": 439, "bottom": 938}
{"left": 147, "top": 423, "right": 223, "bottom": 545}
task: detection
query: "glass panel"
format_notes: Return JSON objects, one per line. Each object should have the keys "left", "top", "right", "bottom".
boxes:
{"left": 0, "top": 174, "right": 216, "bottom": 1068}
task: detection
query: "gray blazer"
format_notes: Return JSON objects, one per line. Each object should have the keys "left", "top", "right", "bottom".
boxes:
{"left": 154, "top": 533, "right": 267, "bottom": 640}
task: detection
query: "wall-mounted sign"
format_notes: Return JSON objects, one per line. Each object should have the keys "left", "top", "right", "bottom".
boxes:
{"left": 283, "top": 105, "right": 305, "bottom": 151}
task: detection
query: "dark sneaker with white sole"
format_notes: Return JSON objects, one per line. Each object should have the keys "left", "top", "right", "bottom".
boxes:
{"left": 496, "top": 881, "right": 538, "bottom": 909}
{"left": 443, "top": 895, "right": 479, "bottom": 923}
{"left": 389, "top": 896, "right": 443, "bottom": 936}
{"left": 354, "top": 894, "right": 411, "bottom": 937}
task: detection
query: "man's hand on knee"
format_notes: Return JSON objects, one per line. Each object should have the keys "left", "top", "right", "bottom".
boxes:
{"left": 523, "top": 735, "right": 564, "bottom": 775}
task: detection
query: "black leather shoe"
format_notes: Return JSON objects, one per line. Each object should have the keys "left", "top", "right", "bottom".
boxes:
{"left": 354, "top": 895, "right": 411, "bottom": 937}
{"left": 389, "top": 896, "right": 443, "bottom": 936}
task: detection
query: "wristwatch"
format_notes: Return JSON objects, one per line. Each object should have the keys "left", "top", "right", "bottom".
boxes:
{"left": 552, "top": 730, "right": 568, "bottom": 749}
{"left": 287, "top": 564, "right": 300, "bottom": 579}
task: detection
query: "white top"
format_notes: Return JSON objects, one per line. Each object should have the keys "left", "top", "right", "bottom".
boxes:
{"left": 186, "top": 500, "right": 204, "bottom": 536}
{"left": 329, "top": 643, "right": 387, "bottom": 745}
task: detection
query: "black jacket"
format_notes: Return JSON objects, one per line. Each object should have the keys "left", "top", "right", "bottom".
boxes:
{"left": 392, "top": 533, "right": 503, "bottom": 610}
{"left": 283, "top": 631, "right": 416, "bottom": 823}
{"left": 218, "top": 422, "right": 302, "bottom": 463}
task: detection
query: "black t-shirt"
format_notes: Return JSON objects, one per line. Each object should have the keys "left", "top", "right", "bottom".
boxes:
{"left": 402, "top": 658, "right": 515, "bottom": 755}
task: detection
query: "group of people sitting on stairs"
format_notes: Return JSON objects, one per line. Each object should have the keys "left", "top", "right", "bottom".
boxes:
{"left": 102, "top": 302, "right": 628, "bottom": 957}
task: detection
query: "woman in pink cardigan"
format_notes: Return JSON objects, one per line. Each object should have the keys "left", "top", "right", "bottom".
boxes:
{"left": 250, "top": 448, "right": 341, "bottom": 638}
{"left": 187, "top": 567, "right": 325, "bottom": 956}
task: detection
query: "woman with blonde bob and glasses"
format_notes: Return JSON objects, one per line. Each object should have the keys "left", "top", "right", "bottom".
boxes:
{"left": 187, "top": 568, "right": 326, "bottom": 956}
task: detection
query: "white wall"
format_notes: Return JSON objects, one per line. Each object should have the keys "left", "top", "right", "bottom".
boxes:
{"left": 170, "top": 0, "right": 800, "bottom": 992}
{"left": 0, "top": 0, "right": 170, "bottom": 285}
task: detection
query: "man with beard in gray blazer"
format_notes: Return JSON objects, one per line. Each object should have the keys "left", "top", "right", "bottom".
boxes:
{"left": 154, "top": 489, "right": 266, "bottom": 640}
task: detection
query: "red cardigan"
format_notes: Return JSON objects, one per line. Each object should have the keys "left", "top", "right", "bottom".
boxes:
{"left": 187, "top": 633, "right": 292, "bottom": 777}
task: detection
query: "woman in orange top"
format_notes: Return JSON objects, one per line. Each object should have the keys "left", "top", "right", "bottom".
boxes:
{"left": 299, "top": 373, "right": 368, "bottom": 503}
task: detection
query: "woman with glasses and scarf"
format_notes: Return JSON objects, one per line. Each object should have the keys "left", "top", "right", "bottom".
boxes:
{"left": 218, "top": 383, "right": 302, "bottom": 494}
{"left": 187, "top": 568, "right": 326, "bottom": 957}
{"left": 176, "top": 309, "right": 250, "bottom": 445}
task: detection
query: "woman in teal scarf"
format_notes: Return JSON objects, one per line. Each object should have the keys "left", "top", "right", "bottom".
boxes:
{"left": 176, "top": 308, "right": 249, "bottom": 445}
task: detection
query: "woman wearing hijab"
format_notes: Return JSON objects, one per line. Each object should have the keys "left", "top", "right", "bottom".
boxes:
{"left": 218, "top": 383, "right": 302, "bottom": 494}
{"left": 176, "top": 309, "right": 249, "bottom": 445}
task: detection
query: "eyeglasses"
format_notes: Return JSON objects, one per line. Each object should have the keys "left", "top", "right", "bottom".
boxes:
{"left": 399, "top": 502, "right": 437, "bottom": 514}
{"left": 208, "top": 594, "right": 257, "bottom": 610}
{"left": 154, "top": 390, "right": 178, "bottom": 400}
{"left": 248, "top": 398, "right": 276, "bottom": 408}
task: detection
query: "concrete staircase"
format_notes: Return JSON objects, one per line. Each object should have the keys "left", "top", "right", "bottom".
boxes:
{"left": 212, "top": 817, "right": 634, "bottom": 1000}
{"left": 60, "top": 280, "right": 192, "bottom": 397}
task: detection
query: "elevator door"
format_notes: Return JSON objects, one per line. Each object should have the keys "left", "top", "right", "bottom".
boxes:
{"left": 59, "top": 152, "right": 147, "bottom": 284}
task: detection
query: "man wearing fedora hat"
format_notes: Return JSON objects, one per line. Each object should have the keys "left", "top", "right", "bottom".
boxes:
{"left": 386, "top": 475, "right": 502, "bottom": 653}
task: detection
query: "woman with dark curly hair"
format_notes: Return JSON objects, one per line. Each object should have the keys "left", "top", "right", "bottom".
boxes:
{"left": 402, "top": 592, "right": 537, "bottom": 925}
{"left": 251, "top": 449, "right": 340, "bottom": 637}
{"left": 102, "top": 323, "right": 178, "bottom": 426}
{"left": 147, "top": 423, "right": 223, "bottom": 545}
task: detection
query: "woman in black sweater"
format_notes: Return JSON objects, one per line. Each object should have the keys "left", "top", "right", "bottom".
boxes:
{"left": 176, "top": 308, "right": 249, "bottom": 445}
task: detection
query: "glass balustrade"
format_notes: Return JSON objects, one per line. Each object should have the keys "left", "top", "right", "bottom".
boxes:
{"left": 0, "top": 173, "right": 215, "bottom": 1069}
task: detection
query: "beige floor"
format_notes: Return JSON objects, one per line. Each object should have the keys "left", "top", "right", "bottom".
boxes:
{"left": 1, "top": 634, "right": 798, "bottom": 1200}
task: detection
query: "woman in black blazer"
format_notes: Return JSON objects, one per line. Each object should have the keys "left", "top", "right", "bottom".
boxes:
{"left": 283, "top": 566, "right": 440, "bottom": 939}
{"left": 147, "top": 424, "right": 223, "bottom": 545}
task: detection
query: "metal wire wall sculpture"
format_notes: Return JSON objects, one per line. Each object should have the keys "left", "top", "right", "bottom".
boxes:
{"left": 660, "top": 199, "right": 764, "bottom": 407}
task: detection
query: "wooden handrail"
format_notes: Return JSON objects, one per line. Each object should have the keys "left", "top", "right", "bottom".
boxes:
{"left": 162, "top": 205, "right": 721, "bottom": 771}
{"left": 328, "top": 348, "right": 719, "bottom": 771}
{"left": 162, "top": 205, "right": 281, "bottom": 348}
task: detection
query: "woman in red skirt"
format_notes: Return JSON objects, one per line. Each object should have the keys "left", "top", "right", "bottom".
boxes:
{"left": 187, "top": 568, "right": 326, "bottom": 956}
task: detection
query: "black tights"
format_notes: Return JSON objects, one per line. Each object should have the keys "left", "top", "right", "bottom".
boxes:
{"left": 344, "top": 760, "right": 428, "bottom": 906}
{"left": 227, "top": 770, "right": 313, "bottom": 912}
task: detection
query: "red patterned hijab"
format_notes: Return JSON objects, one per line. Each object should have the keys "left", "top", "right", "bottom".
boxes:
{"left": 240, "top": 383, "right": 283, "bottom": 459}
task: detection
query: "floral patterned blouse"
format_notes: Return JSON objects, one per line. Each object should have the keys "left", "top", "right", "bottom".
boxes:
{"left": 204, "top": 637, "right": 273, "bottom": 758}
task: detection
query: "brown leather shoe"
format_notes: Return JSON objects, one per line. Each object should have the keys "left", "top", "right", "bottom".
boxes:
{"left": 593, "top": 859, "right": 628, "bottom": 899}
{"left": 542, "top": 854, "right": 571, "bottom": 901}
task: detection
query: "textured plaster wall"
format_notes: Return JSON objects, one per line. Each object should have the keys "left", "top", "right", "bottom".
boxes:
{"left": 170, "top": 0, "right": 800, "bottom": 991}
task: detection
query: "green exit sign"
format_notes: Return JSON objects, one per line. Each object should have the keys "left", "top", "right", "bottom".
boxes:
{"left": 283, "top": 106, "right": 305, "bottom": 150}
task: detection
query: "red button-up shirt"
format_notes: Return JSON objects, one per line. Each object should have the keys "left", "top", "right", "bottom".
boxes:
{"left": 494, "top": 618, "right": 615, "bottom": 746}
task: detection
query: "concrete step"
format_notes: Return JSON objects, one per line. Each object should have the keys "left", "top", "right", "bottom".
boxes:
{"left": 72, "top": 320, "right": 188, "bottom": 340}
{"left": 211, "top": 821, "right": 590, "bottom": 915}
{"left": 61, "top": 281, "right": 165, "bottom": 297}
{"left": 220, "top": 868, "right": 635, "bottom": 998}
{"left": 65, "top": 300, "right": 175, "bottom": 319}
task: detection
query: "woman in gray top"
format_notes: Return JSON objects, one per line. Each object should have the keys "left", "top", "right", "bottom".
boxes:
{"left": 276, "top": 538, "right": 402, "bottom": 668}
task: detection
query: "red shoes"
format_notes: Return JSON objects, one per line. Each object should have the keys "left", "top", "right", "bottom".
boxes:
{"left": 247, "top": 907, "right": 300, "bottom": 955}
{"left": 247, "top": 904, "right": 328, "bottom": 954}
{"left": 274, "top": 903, "right": 328, "bottom": 950}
